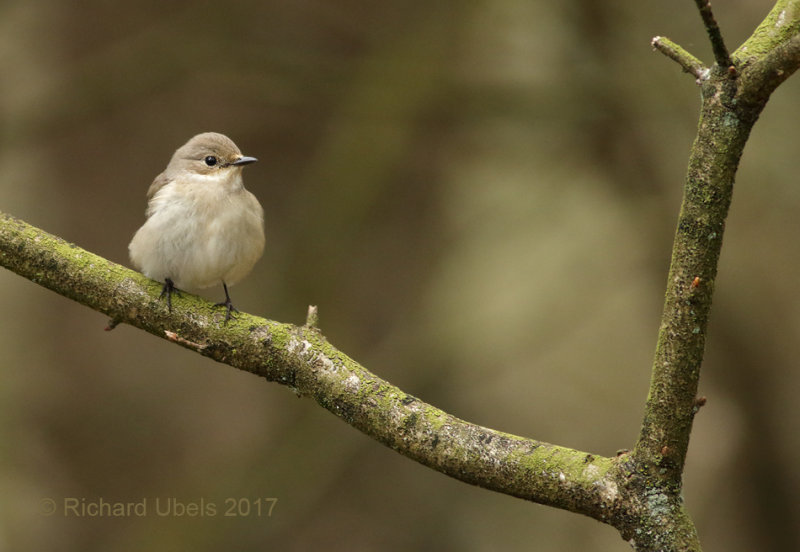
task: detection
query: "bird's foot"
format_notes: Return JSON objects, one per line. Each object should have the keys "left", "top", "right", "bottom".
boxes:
{"left": 214, "top": 299, "right": 239, "bottom": 323}
{"left": 159, "top": 278, "right": 181, "bottom": 312}
{"left": 214, "top": 282, "right": 238, "bottom": 324}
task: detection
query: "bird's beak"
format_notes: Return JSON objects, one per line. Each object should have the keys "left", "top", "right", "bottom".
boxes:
{"left": 232, "top": 156, "right": 258, "bottom": 166}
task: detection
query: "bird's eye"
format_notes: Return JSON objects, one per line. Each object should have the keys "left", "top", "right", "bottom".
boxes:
{"left": 204, "top": 156, "right": 218, "bottom": 167}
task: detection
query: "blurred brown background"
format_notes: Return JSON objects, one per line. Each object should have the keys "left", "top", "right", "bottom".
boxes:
{"left": 1, "top": 1, "right": 799, "bottom": 550}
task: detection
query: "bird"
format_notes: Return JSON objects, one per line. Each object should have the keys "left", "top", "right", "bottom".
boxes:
{"left": 129, "top": 132, "right": 265, "bottom": 322}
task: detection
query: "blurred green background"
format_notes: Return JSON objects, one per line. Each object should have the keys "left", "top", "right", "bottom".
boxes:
{"left": 1, "top": 1, "right": 799, "bottom": 550}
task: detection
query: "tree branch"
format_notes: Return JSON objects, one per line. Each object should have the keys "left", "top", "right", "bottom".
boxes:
{"left": 694, "top": 0, "right": 732, "bottom": 67}
{"left": 638, "top": 0, "right": 800, "bottom": 487}
{"left": 0, "top": 211, "right": 624, "bottom": 521}
{"left": 651, "top": 36, "right": 708, "bottom": 81}
{"left": 735, "top": 0, "right": 800, "bottom": 103}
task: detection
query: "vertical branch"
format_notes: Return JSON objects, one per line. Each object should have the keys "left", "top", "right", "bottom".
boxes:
{"left": 633, "top": 86, "right": 756, "bottom": 480}
{"left": 638, "top": 0, "right": 800, "bottom": 490}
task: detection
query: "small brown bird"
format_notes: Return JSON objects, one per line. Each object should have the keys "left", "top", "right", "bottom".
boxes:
{"left": 129, "top": 132, "right": 265, "bottom": 321}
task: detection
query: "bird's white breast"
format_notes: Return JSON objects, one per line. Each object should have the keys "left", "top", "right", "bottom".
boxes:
{"left": 129, "top": 170, "right": 265, "bottom": 290}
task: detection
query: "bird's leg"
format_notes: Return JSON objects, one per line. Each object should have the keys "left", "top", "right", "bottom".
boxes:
{"left": 159, "top": 278, "right": 181, "bottom": 312}
{"left": 214, "top": 282, "right": 239, "bottom": 323}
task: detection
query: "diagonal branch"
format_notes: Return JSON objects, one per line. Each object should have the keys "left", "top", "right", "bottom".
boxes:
{"left": 652, "top": 36, "right": 708, "bottom": 81}
{"left": 0, "top": 211, "right": 621, "bottom": 520}
{"left": 735, "top": 0, "right": 800, "bottom": 103}
{"left": 694, "top": 0, "right": 732, "bottom": 67}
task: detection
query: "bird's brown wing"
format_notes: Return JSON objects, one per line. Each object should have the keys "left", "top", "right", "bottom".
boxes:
{"left": 146, "top": 171, "right": 170, "bottom": 203}
{"left": 143, "top": 171, "right": 171, "bottom": 217}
